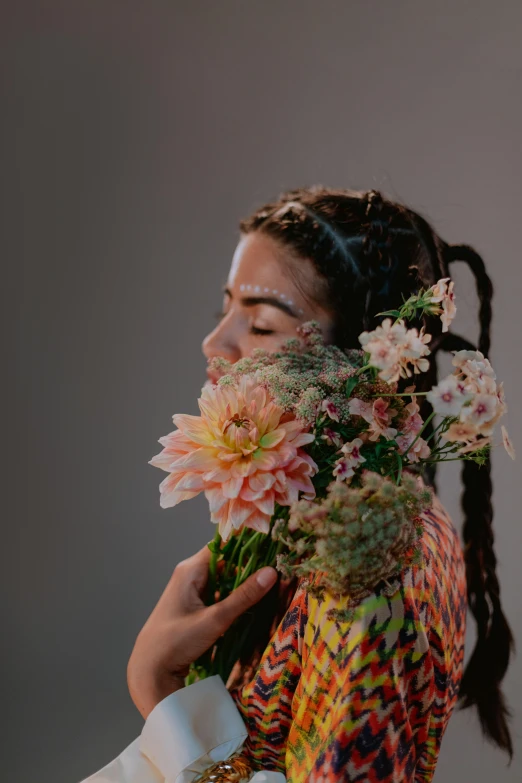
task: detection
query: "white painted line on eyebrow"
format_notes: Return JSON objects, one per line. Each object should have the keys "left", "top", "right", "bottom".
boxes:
{"left": 237, "top": 284, "right": 306, "bottom": 315}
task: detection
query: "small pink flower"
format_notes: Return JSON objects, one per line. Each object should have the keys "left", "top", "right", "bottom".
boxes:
{"left": 358, "top": 318, "right": 432, "bottom": 382}
{"left": 426, "top": 375, "right": 472, "bottom": 417}
{"left": 339, "top": 437, "right": 366, "bottom": 469}
{"left": 358, "top": 318, "right": 405, "bottom": 383}
{"left": 321, "top": 399, "right": 340, "bottom": 422}
{"left": 428, "top": 278, "right": 457, "bottom": 332}
{"left": 321, "top": 427, "right": 343, "bottom": 448}
{"left": 460, "top": 394, "right": 498, "bottom": 429}
{"left": 400, "top": 396, "right": 424, "bottom": 436}
{"left": 496, "top": 382, "right": 507, "bottom": 411}
{"left": 442, "top": 421, "right": 479, "bottom": 444}
{"left": 348, "top": 397, "right": 398, "bottom": 442}
{"left": 399, "top": 326, "right": 432, "bottom": 377}
{"left": 332, "top": 457, "right": 355, "bottom": 482}
{"left": 501, "top": 425, "right": 516, "bottom": 460}
{"left": 347, "top": 397, "right": 373, "bottom": 420}
{"left": 396, "top": 432, "right": 431, "bottom": 462}
{"left": 458, "top": 437, "right": 491, "bottom": 455}
{"left": 452, "top": 350, "right": 496, "bottom": 393}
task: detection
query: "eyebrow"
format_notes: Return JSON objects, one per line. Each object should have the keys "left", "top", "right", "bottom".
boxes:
{"left": 223, "top": 286, "right": 299, "bottom": 318}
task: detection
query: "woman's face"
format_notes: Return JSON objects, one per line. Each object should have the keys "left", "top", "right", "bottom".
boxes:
{"left": 202, "top": 231, "right": 335, "bottom": 377}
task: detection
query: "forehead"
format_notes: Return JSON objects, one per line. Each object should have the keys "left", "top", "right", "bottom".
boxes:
{"left": 228, "top": 231, "right": 302, "bottom": 291}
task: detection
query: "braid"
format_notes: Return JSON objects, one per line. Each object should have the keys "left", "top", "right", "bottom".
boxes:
{"left": 443, "top": 242, "right": 515, "bottom": 761}
{"left": 258, "top": 199, "right": 350, "bottom": 269}
{"left": 445, "top": 244, "right": 493, "bottom": 355}
{"left": 361, "top": 190, "right": 391, "bottom": 271}
{"left": 459, "top": 458, "right": 515, "bottom": 758}
{"left": 361, "top": 190, "right": 395, "bottom": 328}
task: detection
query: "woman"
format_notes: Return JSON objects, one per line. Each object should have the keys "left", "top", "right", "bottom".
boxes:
{"left": 82, "top": 187, "right": 515, "bottom": 783}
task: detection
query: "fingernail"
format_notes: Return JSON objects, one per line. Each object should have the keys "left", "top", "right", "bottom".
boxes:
{"left": 257, "top": 567, "right": 277, "bottom": 589}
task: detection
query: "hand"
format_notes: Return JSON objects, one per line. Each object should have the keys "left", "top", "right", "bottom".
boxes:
{"left": 127, "top": 542, "right": 278, "bottom": 719}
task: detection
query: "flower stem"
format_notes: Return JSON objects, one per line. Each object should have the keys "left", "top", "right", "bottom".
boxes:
{"left": 207, "top": 527, "right": 222, "bottom": 606}
{"left": 377, "top": 392, "right": 429, "bottom": 397}
{"left": 223, "top": 527, "right": 247, "bottom": 581}
{"left": 395, "top": 451, "right": 403, "bottom": 486}
{"left": 232, "top": 531, "right": 263, "bottom": 589}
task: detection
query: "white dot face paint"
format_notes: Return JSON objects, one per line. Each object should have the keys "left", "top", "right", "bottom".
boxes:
{"left": 238, "top": 283, "right": 304, "bottom": 315}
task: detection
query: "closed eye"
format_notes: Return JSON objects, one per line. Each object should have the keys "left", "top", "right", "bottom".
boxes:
{"left": 249, "top": 325, "right": 274, "bottom": 336}
{"left": 214, "top": 310, "right": 274, "bottom": 336}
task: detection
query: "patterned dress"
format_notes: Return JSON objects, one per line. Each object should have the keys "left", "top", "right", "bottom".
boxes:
{"left": 228, "top": 495, "right": 467, "bottom": 782}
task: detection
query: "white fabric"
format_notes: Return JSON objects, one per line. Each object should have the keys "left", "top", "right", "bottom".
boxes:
{"left": 80, "top": 675, "right": 285, "bottom": 783}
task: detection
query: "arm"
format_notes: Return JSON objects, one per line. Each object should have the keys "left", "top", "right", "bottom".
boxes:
{"left": 80, "top": 676, "right": 285, "bottom": 782}
{"left": 284, "top": 567, "right": 435, "bottom": 783}
{"left": 79, "top": 546, "right": 283, "bottom": 782}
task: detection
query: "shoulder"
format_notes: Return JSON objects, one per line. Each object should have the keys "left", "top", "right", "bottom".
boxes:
{"left": 300, "top": 493, "right": 466, "bottom": 664}
{"left": 301, "top": 560, "right": 431, "bottom": 669}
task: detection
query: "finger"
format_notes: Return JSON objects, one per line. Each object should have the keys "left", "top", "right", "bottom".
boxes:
{"left": 155, "top": 544, "right": 213, "bottom": 614}
{"left": 184, "top": 543, "right": 214, "bottom": 592}
{"left": 206, "top": 567, "right": 278, "bottom": 635}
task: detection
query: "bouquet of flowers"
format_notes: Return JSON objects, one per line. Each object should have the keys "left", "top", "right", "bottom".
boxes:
{"left": 149, "top": 278, "right": 515, "bottom": 686}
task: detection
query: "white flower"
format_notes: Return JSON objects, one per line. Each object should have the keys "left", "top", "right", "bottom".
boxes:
{"left": 441, "top": 421, "right": 479, "bottom": 444}
{"left": 358, "top": 318, "right": 431, "bottom": 382}
{"left": 359, "top": 318, "right": 409, "bottom": 349}
{"left": 339, "top": 437, "right": 366, "bottom": 469}
{"left": 494, "top": 382, "right": 508, "bottom": 415}
{"left": 358, "top": 319, "right": 403, "bottom": 382}
{"left": 460, "top": 394, "right": 499, "bottom": 429}
{"left": 400, "top": 326, "right": 432, "bottom": 376}
{"left": 452, "top": 349, "right": 491, "bottom": 370}
{"left": 429, "top": 277, "right": 451, "bottom": 303}
{"left": 452, "top": 350, "right": 496, "bottom": 393}
{"left": 426, "top": 375, "right": 472, "bottom": 416}
{"left": 501, "top": 425, "right": 516, "bottom": 460}
{"left": 428, "top": 278, "right": 457, "bottom": 332}
{"left": 333, "top": 457, "right": 355, "bottom": 482}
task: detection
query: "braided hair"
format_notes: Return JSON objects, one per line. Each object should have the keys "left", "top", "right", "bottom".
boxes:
{"left": 236, "top": 185, "right": 515, "bottom": 761}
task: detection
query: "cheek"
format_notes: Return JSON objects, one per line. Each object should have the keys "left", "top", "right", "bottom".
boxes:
{"left": 239, "top": 329, "right": 299, "bottom": 358}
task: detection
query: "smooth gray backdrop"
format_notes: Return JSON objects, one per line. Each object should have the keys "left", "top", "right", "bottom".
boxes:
{"left": 5, "top": 2, "right": 521, "bottom": 782}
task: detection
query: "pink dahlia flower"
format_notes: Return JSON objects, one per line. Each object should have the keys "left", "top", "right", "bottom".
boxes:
{"left": 149, "top": 374, "right": 317, "bottom": 541}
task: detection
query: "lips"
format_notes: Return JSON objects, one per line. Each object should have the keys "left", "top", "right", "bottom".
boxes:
{"left": 206, "top": 369, "right": 220, "bottom": 384}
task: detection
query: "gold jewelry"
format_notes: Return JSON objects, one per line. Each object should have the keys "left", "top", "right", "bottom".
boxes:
{"left": 194, "top": 752, "right": 254, "bottom": 782}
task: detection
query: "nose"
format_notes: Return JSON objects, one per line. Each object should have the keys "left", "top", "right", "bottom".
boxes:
{"left": 202, "top": 317, "right": 241, "bottom": 364}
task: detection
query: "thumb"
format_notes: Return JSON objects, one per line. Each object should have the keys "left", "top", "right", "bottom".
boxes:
{"left": 207, "top": 567, "right": 278, "bottom": 635}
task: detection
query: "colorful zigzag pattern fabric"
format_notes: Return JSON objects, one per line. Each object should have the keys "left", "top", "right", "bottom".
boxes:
{"left": 229, "top": 495, "right": 467, "bottom": 782}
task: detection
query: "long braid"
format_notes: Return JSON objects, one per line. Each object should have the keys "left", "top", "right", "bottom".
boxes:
{"left": 362, "top": 207, "right": 516, "bottom": 758}
{"left": 444, "top": 243, "right": 515, "bottom": 760}
{"left": 445, "top": 244, "right": 493, "bottom": 355}
{"left": 361, "top": 190, "right": 394, "bottom": 329}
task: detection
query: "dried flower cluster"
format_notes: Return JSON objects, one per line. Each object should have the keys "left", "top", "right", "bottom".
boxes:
{"left": 207, "top": 324, "right": 366, "bottom": 426}
{"left": 273, "top": 471, "right": 432, "bottom": 621}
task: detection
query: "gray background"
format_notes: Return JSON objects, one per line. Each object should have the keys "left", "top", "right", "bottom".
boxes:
{"left": 4, "top": 2, "right": 522, "bottom": 781}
